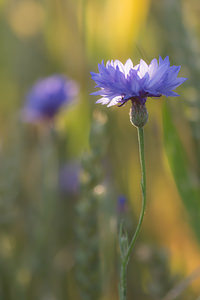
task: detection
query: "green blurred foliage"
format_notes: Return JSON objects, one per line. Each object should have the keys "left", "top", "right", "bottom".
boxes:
{"left": 163, "top": 103, "right": 200, "bottom": 242}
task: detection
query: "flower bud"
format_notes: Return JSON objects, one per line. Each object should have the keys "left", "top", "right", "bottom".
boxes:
{"left": 129, "top": 101, "right": 148, "bottom": 128}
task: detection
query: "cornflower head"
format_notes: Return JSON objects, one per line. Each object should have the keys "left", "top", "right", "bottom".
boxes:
{"left": 22, "top": 75, "right": 78, "bottom": 123}
{"left": 91, "top": 57, "right": 187, "bottom": 127}
{"left": 117, "top": 195, "right": 127, "bottom": 214}
{"left": 59, "top": 161, "right": 80, "bottom": 197}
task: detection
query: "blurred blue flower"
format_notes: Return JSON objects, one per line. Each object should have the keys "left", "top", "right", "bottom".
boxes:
{"left": 91, "top": 57, "right": 187, "bottom": 107}
{"left": 59, "top": 161, "right": 80, "bottom": 197}
{"left": 117, "top": 195, "right": 127, "bottom": 214}
{"left": 22, "top": 75, "right": 78, "bottom": 122}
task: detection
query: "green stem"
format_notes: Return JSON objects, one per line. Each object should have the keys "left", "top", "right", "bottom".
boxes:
{"left": 120, "top": 127, "right": 146, "bottom": 300}
{"left": 120, "top": 262, "right": 127, "bottom": 300}
{"left": 127, "top": 127, "right": 146, "bottom": 260}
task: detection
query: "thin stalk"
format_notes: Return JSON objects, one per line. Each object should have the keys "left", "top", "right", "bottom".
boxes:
{"left": 126, "top": 127, "right": 146, "bottom": 260}
{"left": 119, "top": 127, "right": 146, "bottom": 300}
{"left": 120, "top": 262, "right": 127, "bottom": 300}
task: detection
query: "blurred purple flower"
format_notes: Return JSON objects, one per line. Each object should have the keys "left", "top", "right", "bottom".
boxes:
{"left": 59, "top": 162, "right": 80, "bottom": 197}
{"left": 117, "top": 195, "right": 127, "bottom": 214}
{"left": 22, "top": 75, "right": 78, "bottom": 122}
{"left": 91, "top": 57, "right": 187, "bottom": 107}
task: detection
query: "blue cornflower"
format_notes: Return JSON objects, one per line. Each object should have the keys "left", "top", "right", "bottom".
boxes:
{"left": 22, "top": 75, "right": 78, "bottom": 122}
{"left": 91, "top": 56, "right": 187, "bottom": 107}
{"left": 59, "top": 161, "right": 80, "bottom": 197}
{"left": 117, "top": 195, "right": 127, "bottom": 214}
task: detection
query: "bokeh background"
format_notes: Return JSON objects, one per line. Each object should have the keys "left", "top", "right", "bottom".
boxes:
{"left": 0, "top": 0, "right": 200, "bottom": 299}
